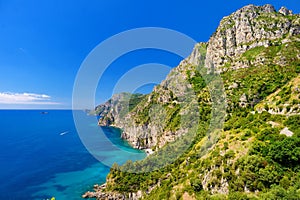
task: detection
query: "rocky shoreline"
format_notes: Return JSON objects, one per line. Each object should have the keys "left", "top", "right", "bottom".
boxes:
{"left": 82, "top": 184, "right": 120, "bottom": 199}
{"left": 82, "top": 184, "right": 142, "bottom": 200}
{"left": 82, "top": 146, "right": 152, "bottom": 200}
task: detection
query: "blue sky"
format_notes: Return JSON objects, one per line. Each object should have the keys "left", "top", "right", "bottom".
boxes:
{"left": 0, "top": 0, "right": 299, "bottom": 109}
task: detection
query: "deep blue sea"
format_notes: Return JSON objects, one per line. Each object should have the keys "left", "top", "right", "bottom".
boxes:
{"left": 0, "top": 110, "right": 146, "bottom": 200}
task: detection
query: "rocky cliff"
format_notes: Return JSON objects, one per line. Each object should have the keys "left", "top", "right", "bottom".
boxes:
{"left": 86, "top": 4, "right": 300, "bottom": 199}
{"left": 95, "top": 4, "right": 300, "bottom": 150}
{"left": 97, "top": 49, "right": 204, "bottom": 149}
{"left": 205, "top": 4, "right": 300, "bottom": 72}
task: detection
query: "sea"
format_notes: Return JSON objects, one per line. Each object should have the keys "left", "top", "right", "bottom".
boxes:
{"left": 0, "top": 110, "right": 146, "bottom": 200}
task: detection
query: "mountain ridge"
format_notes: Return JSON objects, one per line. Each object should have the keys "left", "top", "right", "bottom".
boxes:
{"left": 95, "top": 4, "right": 299, "bottom": 150}
{"left": 86, "top": 4, "right": 300, "bottom": 199}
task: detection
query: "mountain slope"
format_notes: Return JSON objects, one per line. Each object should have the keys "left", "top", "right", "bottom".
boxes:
{"left": 97, "top": 42, "right": 212, "bottom": 150}
{"left": 87, "top": 4, "right": 300, "bottom": 200}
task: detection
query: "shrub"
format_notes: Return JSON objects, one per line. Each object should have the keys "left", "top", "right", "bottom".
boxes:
{"left": 190, "top": 178, "right": 203, "bottom": 192}
{"left": 225, "top": 150, "right": 235, "bottom": 159}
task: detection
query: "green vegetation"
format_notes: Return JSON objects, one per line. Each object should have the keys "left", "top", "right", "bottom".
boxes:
{"left": 224, "top": 37, "right": 300, "bottom": 114}
{"left": 285, "top": 115, "right": 300, "bottom": 134}
{"left": 95, "top": 92, "right": 146, "bottom": 118}
{"left": 95, "top": 8, "right": 300, "bottom": 200}
{"left": 241, "top": 46, "right": 265, "bottom": 61}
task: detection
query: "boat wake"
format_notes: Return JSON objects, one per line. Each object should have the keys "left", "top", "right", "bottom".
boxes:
{"left": 59, "top": 131, "right": 69, "bottom": 136}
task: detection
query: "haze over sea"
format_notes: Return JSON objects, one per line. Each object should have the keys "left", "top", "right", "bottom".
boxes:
{"left": 0, "top": 110, "right": 145, "bottom": 200}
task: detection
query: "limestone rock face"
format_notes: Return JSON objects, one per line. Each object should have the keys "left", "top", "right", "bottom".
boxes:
{"left": 97, "top": 45, "right": 204, "bottom": 149}
{"left": 96, "top": 93, "right": 143, "bottom": 126}
{"left": 279, "top": 6, "right": 293, "bottom": 16}
{"left": 205, "top": 4, "right": 300, "bottom": 72}
{"left": 95, "top": 4, "right": 300, "bottom": 151}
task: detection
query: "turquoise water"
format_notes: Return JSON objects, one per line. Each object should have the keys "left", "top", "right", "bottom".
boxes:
{"left": 0, "top": 110, "right": 146, "bottom": 199}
